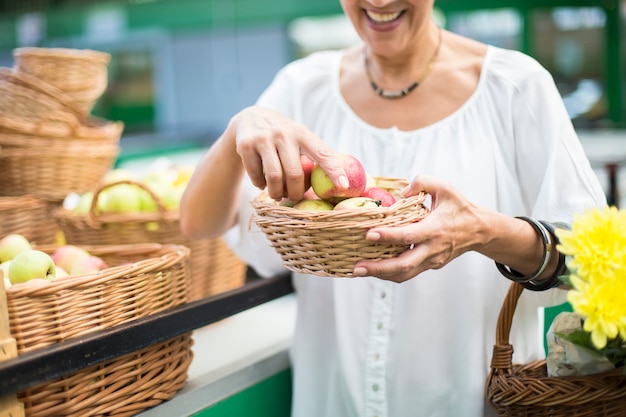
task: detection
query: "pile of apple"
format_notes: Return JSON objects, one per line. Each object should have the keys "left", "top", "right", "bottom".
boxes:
{"left": 283, "top": 154, "right": 397, "bottom": 211}
{"left": 0, "top": 233, "right": 107, "bottom": 288}
{"left": 65, "top": 157, "right": 194, "bottom": 214}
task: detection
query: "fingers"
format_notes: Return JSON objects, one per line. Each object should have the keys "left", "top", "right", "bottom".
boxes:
{"left": 234, "top": 106, "right": 349, "bottom": 200}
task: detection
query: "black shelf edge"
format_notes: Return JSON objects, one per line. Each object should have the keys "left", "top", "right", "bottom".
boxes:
{"left": 0, "top": 272, "right": 294, "bottom": 397}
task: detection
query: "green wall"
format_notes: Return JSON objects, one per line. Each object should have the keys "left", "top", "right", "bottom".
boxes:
{"left": 194, "top": 369, "right": 293, "bottom": 417}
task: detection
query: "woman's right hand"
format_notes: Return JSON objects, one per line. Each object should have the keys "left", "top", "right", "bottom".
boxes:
{"left": 231, "top": 106, "right": 349, "bottom": 202}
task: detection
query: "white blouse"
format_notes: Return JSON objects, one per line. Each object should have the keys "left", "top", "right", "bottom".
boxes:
{"left": 226, "top": 45, "right": 606, "bottom": 417}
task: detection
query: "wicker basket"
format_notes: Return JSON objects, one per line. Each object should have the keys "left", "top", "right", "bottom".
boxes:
{"left": 251, "top": 177, "right": 430, "bottom": 277}
{"left": 0, "top": 195, "right": 58, "bottom": 245}
{"left": 6, "top": 243, "right": 193, "bottom": 417}
{"left": 0, "top": 133, "right": 120, "bottom": 202}
{"left": 485, "top": 282, "right": 626, "bottom": 416}
{"left": 13, "top": 47, "right": 111, "bottom": 115}
{"left": 53, "top": 180, "right": 247, "bottom": 301}
{"left": 0, "top": 67, "right": 82, "bottom": 136}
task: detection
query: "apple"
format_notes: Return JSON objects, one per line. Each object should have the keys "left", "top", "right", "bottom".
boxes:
{"left": 0, "top": 234, "right": 33, "bottom": 263}
{"left": 70, "top": 255, "right": 108, "bottom": 275}
{"left": 102, "top": 168, "right": 136, "bottom": 184}
{"left": 365, "top": 172, "right": 377, "bottom": 189}
{"left": 300, "top": 155, "right": 316, "bottom": 191}
{"left": 97, "top": 183, "right": 144, "bottom": 213}
{"left": 51, "top": 245, "right": 92, "bottom": 273}
{"left": 55, "top": 266, "right": 69, "bottom": 279}
{"left": 293, "top": 199, "right": 335, "bottom": 211}
{"left": 303, "top": 187, "right": 318, "bottom": 200}
{"left": 311, "top": 154, "right": 367, "bottom": 202}
{"left": 0, "top": 260, "right": 12, "bottom": 277}
{"left": 361, "top": 187, "right": 396, "bottom": 207}
{"left": 8, "top": 249, "right": 56, "bottom": 284}
{"left": 333, "top": 197, "right": 382, "bottom": 210}
{"left": 279, "top": 198, "right": 295, "bottom": 207}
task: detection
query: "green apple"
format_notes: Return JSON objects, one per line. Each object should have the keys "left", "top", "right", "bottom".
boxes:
{"left": 8, "top": 250, "right": 56, "bottom": 284}
{"left": 311, "top": 154, "right": 367, "bottom": 203}
{"left": 97, "top": 183, "right": 143, "bottom": 213}
{"left": 293, "top": 199, "right": 335, "bottom": 211}
{"left": 0, "top": 234, "right": 33, "bottom": 263}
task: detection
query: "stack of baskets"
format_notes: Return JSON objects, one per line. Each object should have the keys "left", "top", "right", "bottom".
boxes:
{"left": 53, "top": 178, "right": 249, "bottom": 301}
{"left": 5, "top": 243, "right": 194, "bottom": 417}
{"left": 0, "top": 47, "right": 121, "bottom": 203}
{"left": 0, "top": 47, "right": 121, "bottom": 244}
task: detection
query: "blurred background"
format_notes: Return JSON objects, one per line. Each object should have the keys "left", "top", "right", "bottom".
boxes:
{"left": 0, "top": 0, "right": 625, "bottom": 202}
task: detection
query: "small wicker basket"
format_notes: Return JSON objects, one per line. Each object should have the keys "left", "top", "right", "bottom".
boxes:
{"left": 6, "top": 243, "right": 193, "bottom": 417}
{"left": 0, "top": 133, "right": 120, "bottom": 202}
{"left": 13, "top": 47, "right": 111, "bottom": 115}
{"left": 251, "top": 177, "right": 430, "bottom": 277}
{"left": 53, "top": 180, "right": 247, "bottom": 301}
{"left": 0, "top": 67, "right": 82, "bottom": 135}
{"left": 485, "top": 282, "right": 626, "bottom": 416}
{"left": 0, "top": 195, "right": 58, "bottom": 245}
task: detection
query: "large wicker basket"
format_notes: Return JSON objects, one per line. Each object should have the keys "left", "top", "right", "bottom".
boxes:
{"left": 251, "top": 177, "right": 430, "bottom": 277}
{"left": 6, "top": 243, "right": 193, "bottom": 417}
{"left": 53, "top": 180, "right": 247, "bottom": 301}
{"left": 0, "top": 195, "right": 58, "bottom": 245}
{"left": 13, "top": 47, "right": 111, "bottom": 115}
{"left": 0, "top": 119, "right": 123, "bottom": 202}
{"left": 485, "top": 282, "right": 626, "bottom": 416}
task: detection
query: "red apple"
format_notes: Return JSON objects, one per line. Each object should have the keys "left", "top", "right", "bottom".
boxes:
{"left": 70, "top": 255, "right": 108, "bottom": 275}
{"left": 361, "top": 187, "right": 396, "bottom": 207}
{"left": 300, "top": 155, "right": 315, "bottom": 191}
{"left": 51, "top": 245, "right": 91, "bottom": 273}
{"left": 311, "top": 154, "right": 367, "bottom": 202}
{"left": 293, "top": 199, "right": 335, "bottom": 211}
{"left": 333, "top": 197, "right": 381, "bottom": 210}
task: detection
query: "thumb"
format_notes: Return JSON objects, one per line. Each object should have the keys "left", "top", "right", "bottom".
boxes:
{"left": 304, "top": 149, "right": 350, "bottom": 190}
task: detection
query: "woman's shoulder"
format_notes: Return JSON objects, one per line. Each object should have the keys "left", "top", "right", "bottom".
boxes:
{"left": 484, "top": 45, "right": 554, "bottom": 87}
{"left": 277, "top": 49, "right": 343, "bottom": 81}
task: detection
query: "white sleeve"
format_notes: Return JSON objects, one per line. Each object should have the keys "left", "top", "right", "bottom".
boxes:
{"left": 511, "top": 67, "right": 606, "bottom": 222}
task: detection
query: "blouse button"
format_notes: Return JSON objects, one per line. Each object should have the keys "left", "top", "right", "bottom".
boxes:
{"left": 372, "top": 383, "right": 379, "bottom": 392}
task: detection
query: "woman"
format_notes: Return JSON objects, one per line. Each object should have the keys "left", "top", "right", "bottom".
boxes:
{"left": 180, "top": 1, "right": 606, "bottom": 416}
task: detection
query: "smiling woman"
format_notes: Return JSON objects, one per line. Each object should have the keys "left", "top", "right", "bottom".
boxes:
{"left": 179, "top": 0, "right": 606, "bottom": 416}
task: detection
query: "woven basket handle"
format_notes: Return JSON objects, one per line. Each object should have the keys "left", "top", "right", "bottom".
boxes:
{"left": 490, "top": 282, "right": 524, "bottom": 373}
{"left": 87, "top": 179, "right": 169, "bottom": 225}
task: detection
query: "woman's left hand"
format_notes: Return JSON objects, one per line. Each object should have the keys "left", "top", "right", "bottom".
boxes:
{"left": 352, "top": 174, "right": 482, "bottom": 282}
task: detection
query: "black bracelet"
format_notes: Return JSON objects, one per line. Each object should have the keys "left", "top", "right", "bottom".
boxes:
{"left": 495, "top": 216, "right": 553, "bottom": 283}
{"left": 520, "top": 221, "right": 569, "bottom": 291}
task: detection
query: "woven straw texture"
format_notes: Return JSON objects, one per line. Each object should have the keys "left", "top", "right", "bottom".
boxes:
{"left": 0, "top": 67, "right": 83, "bottom": 135}
{"left": 6, "top": 243, "right": 193, "bottom": 417}
{"left": 0, "top": 196, "right": 58, "bottom": 245}
{"left": 486, "top": 282, "right": 626, "bottom": 416}
{"left": 251, "top": 177, "right": 430, "bottom": 277}
{"left": 0, "top": 132, "right": 120, "bottom": 202}
{"left": 53, "top": 180, "right": 247, "bottom": 301}
{"left": 13, "top": 47, "right": 111, "bottom": 115}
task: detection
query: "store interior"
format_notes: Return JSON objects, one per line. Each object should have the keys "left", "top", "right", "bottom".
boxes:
{"left": 0, "top": 0, "right": 625, "bottom": 416}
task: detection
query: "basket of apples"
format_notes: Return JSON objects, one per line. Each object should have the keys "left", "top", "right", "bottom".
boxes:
{"left": 0, "top": 233, "right": 193, "bottom": 417}
{"left": 53, "top": 161, "right": 247, "bottom": 301}
{"left": 251, "top": 154, "right": 430, "bottom": 277}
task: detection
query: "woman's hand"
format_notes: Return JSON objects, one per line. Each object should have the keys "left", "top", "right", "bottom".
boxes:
{"left": 233, "top": 106, "right": 348, "bottom": 202}
{"left": 352, "top": 174, "right": 483, "bottom": 282}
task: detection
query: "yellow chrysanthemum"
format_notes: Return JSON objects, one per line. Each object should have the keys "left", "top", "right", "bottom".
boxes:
{"left": 557, "top": 206, "right": 626, "bottom": 350}
{"left": 557, "top": 206, "right": 626, "bottom": 282}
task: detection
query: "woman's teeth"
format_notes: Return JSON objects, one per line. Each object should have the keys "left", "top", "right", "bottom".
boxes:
{"left": 366, "top": 10, "right": 402, "bottom": 23}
